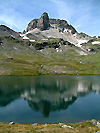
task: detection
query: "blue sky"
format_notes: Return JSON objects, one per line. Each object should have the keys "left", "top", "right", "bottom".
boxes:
{"left": 0, "top": 0, "right": 100, "bottom": 36}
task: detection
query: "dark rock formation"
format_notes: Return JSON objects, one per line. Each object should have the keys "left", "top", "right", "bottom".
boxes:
{"left": 26, "top": 12, "right": 50, "bottom": 31}
{"left": 0, "top": 25, "right": 20, "bottom": 38}
{"left": 49, "top": 19, "right": 77, "bottom": 34}
{"left": 37, "top": 12, "right": 50, "bottom": 30}
{"left": 77, "top": 32, "right": 92, "bottom": 39}
{"left": 26, "top": 19, "right": 38, "bottom": 32}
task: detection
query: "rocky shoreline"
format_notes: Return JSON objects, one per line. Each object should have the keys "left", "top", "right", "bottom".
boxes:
{"left": 0, "top": 119, "right": 100, "bottom": 132}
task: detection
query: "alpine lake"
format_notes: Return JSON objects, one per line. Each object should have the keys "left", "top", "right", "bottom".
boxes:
{"left": 0, "top": 75, "right": 100, "bottom": 124}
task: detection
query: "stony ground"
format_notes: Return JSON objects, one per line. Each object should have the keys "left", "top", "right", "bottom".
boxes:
{"left": 0, "top": 120, "right": 100, "bottom": 133}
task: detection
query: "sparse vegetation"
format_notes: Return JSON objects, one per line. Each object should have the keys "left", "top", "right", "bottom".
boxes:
{"left": 0, "top": 22, "right": 100, "bottom": 76}
{"left": 0, "top": 36, "right": 100, "bottom": 76}
{"left": 0, "top": 121, "right": 99, "bottom": 132}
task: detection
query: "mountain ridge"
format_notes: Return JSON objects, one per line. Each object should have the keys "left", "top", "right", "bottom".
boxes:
{"left": 21, "top": 12, "right": 95, "bottom": 47}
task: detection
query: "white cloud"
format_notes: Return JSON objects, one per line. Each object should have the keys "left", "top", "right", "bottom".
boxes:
{"left": 0, "top": 14, "right": 26, "bottom": 31}
{"left": 50, "top": 0, "right": 73, "bottom": 20}
{"left": 50, "top": 0, "right": 91, "bottom": 25}
{"left": 49, "top": 0, "right": 100, "bottom": 36}
{"left": 0, "top": 1, "right": 29, "bottom": 32}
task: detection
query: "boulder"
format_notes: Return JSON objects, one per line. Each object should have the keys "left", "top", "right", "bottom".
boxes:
{"left": 9, "top": 121, "right": 15, "bottom": 125}
{"left": 90, "top": 119, "right": 97, "bottom": 126}
{"left": 32, "top": 123, "right": 38, "bottom": 126}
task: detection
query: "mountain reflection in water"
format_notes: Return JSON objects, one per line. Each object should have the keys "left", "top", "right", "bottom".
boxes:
{"left": 0, "top": 75, "right": 100, "bottom": 118}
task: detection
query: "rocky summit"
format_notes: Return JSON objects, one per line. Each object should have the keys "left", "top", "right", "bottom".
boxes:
{"left": 26, "top": 12, "right": 50, "bottom": 31}
{"left": 26, "top": 12, "right": 77, "bottom": 34}
{"left": 24, "top": 12, "right": 93, "bottom": 46}
{"left": 0, "top": 12, "right": 100, "bottom": 76}
{"left": 26, "top": 12, "right": 76, "bottom": 34}
{"left": 37, "top": 12, "right": 50, "bottom": 30}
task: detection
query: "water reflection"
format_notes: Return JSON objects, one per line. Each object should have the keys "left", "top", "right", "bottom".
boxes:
{"left": 0, "top": 75, "right": 100, "bottom": 117}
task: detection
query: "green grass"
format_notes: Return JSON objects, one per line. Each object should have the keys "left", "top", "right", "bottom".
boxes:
{"left": 0, "top": 41, "right": 100, "bottom": 76}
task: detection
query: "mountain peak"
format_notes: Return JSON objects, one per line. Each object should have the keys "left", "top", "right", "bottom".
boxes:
{"left": 38, "top": 12, "right": 50, "bottom": 30}
{"left": 26, "top": 12, "right": 77, "bottom": 34}
{"left": 26, "top": 12, "right": 50, "bottom": 32}
{"left": 41, "top": 12, "right": 49, "bottom": 17}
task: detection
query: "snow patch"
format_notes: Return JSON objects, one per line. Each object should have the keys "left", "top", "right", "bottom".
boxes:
{"left": 77, "top": 39, "right": 88, "bottom": 45}
{"left": 68, "top": 30, "right": 71, "bottom": 33}
{"left": 92, "top": 41, "right": 100, "bottom": 44}
{"left": 40, "top": 49, "right": 43, "bottom": 52}
{"left": 23, "top": 36, "right": 29, "bottom": 40}
{"left": 29, "top": 39, "right": 35, "bottom": 42}
{"left": 63, "top": 29, "right": 68, "bottom": 32}
{"left": 76, "top": 39, "right": 88, "bottom": 47}
{"left": 20, "top": 33, "right": 25, "bottom": 37}
{"left": 47, "top": 35, "right": 55, "bottom": 38}
{"left": 73, "top": 33, "right": 77, "bottom": 38}
{"left": 63, "top": 29, "right": 71, "bottom": 33}
{"left": 41, "top": 39, "right": 48, "bottom": 41}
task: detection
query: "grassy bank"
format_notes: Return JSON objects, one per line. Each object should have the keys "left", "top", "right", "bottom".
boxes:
{"left": 0, "top": 121, "right": 100, "bottom": 133}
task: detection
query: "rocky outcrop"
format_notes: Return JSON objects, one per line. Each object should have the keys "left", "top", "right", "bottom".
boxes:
{"left": 26, "top": 12, "right": 77, "bottom": 34}
{"left": 26, "top": 19, "right": 38, "bottom": 32}
{"left": 0, "top": 25, "right": 20, "bottom": 38}
{"left": 25, "top": 12, "right": 93, "bottom": 44}
{"left": 49, "top": 19, "right": 77, "bottom": 34}
{"left": 37, "top": 12, "right": 50, "bottom": 30}
{"left": 26, "top": 12, "right": 50, "bottom": 31}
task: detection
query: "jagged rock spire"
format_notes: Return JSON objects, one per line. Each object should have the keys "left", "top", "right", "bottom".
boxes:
{"left": 38, "top": 12, "right": 50, "bottom": 30}
{"left": 26, "top": 12, "right": 50, "bottom": 32}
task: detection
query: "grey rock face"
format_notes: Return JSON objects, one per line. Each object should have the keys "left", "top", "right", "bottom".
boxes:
{"left": 37, "top": 12, "right": 50, "bottom": 30}
{"left": 26, "top": 12, "right": 77, "bottom": 34}
{"left": 0, "top": 25, "right": 20, "bottom": 38}
{"left": 26, "top": 12, "right": 50, "bottom": 31}
{"left": 49, "top": 19, "right": 77, "bottom": 34}
{"left": 26, "top": 19, "right": 38, "bottom": 32}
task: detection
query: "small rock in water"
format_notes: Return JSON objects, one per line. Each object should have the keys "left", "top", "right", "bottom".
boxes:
{"left": 9, "top": 122, "right": 15, "bottom": 125}
{"left": 32, "top": 123, "right": 38, "bottom": 126}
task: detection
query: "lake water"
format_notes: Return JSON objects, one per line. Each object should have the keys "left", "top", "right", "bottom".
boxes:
{"left": 0, "top": 75, "right": 100, "bottom": 124}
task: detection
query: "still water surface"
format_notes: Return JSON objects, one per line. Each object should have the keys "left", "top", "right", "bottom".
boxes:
{"left": 0, "top": 75, "right": 100, "bottom": 124}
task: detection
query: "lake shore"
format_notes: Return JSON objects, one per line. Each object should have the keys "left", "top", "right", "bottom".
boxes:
{"left": 0, "top": 120, "right": 100, "bottom": 133}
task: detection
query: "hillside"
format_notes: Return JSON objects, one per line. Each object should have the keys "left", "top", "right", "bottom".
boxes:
{"left": 0, "top": 12, "right": 100, "bottom": 76}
